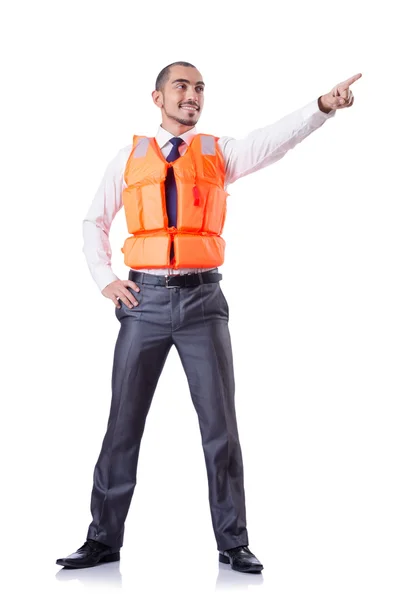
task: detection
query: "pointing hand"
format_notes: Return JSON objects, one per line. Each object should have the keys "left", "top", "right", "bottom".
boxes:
{"left": 318, "top": 73, "right": 362, "bottom": 113}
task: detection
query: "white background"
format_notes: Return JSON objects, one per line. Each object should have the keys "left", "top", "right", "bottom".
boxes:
{"left": 1, "top": 0, "right": 396, "bottom": 598}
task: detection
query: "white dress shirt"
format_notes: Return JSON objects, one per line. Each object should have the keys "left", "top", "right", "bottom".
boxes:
{"left": 82, "top": 98, "right": 336, "bottom": 292}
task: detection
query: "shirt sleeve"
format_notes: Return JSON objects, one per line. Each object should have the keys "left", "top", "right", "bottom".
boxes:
{"left": 218, "top": 98, "right": 337, "bottom": 187}
{"left": 82, "top": 145, "right": 131, "bottom": 292}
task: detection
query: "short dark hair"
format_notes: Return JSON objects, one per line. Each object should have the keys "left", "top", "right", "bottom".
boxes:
{"left": 155, "top": 61, "right": 197, "bottom": 92}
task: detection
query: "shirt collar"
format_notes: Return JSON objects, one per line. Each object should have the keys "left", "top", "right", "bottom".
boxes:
{"left": 155, "top": 125, "right": 197, "bottom": 149}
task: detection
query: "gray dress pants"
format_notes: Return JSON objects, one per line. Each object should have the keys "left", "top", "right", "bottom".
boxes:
{"left": 86, "top": 268, "right": 249, "bottom": 551}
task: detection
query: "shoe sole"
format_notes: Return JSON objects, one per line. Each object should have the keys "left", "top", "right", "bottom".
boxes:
{"left": 219, "top": 553, "right": 263, "bottom": 573}
{"left": 56, "top": 552, "right": 120, "bottom": 569}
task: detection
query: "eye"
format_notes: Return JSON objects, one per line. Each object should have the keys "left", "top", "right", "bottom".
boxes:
{"left": 196, "top": 86, "right": 204, "bottom": 93}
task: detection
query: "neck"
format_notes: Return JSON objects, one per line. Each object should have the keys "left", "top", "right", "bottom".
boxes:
{"left": 161, "top": 120, "right": 196, "bottom": 137}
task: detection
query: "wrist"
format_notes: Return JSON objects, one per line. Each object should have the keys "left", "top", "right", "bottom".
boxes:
{"left": 318, "top": 95, "right": 332, "bottom": 114}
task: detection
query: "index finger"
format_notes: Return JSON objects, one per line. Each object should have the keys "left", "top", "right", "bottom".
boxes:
{"left": 338, "top": 72, "right": 362, "bottom": 91}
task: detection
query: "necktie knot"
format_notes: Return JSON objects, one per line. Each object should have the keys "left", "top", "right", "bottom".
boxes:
{"left": 169, "top": 137, "right": 184, "bottom": 148}
{"left": 166, "top": 137, "right": 184, "bottom": 163}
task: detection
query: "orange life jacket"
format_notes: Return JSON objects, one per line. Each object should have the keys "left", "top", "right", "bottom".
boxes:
{"left": 121, "top": 133, "right": 229, "bottom": 269}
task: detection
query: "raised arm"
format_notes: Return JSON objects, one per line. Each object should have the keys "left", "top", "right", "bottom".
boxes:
{"left": 219, "top": 98, "right": 336, "bottom": 186}
{"left": 220, "top": 73, "right": 361, "bottom": 187}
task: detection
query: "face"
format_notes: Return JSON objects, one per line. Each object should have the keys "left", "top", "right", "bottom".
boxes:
{"left": 153, "top": 65, "right": 205, "bottom": 128}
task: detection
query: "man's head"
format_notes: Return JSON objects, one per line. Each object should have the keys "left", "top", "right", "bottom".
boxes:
{"left": 152, "top": 61, "right": 205, "bottom": 134}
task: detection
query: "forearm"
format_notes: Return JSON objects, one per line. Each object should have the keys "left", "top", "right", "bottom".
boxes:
{"left": 221, "top": 98, "right": 336, "bottom": 186}
{"left": 82, "top": 219, "right": 119, "bottom": 292}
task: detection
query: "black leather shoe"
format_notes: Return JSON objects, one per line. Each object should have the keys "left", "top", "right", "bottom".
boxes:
{"left": 56, "top": 539, "right": 120, "bottom": 569}
{"left": 219, "top": 545, "right": 263, "bottom": 573}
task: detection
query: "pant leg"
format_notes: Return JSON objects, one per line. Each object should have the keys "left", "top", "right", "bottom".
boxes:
{"left": 86, "top": 287, "right": 173, "bottom": 548}
{"left": 172, "top": 281, "right": 249, "bottom": 551}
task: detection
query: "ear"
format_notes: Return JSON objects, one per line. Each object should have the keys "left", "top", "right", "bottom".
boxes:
{"left": 152, "top": 90, "right": 163, "bottom": 108}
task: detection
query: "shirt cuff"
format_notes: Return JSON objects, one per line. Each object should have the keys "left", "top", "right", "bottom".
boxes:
{"left": 94, "top": 268, "right": 120, "bottom": 293}
{"left": 301, "top": 97, "right": 337, "bottom": 123}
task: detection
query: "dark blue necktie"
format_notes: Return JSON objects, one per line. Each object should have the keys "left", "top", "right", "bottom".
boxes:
{"left": 165, "top": 137, "right": 184, "bottom": 261}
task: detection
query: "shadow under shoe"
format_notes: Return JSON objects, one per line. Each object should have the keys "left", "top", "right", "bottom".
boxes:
{"left": 56, "top": 539, "right": 120, "bottom": 569}
{"left": 219, "top": 545, "right": 263, "bottom": 573}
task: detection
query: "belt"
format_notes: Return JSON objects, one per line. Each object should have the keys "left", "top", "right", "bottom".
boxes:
{"left": 128, "top": 270, "right": 222, "bottom": 288}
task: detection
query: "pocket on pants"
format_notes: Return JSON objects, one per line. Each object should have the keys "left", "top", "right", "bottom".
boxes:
{"left": 218, "top": 284, "right": 229, "bottom": 320}
{"left": 115, "top": 286, "right": 144, "bottom": 320}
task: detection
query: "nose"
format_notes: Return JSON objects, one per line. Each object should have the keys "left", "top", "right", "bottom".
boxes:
{"left": 186, "top": 88, "right": 200, "bottom": 105}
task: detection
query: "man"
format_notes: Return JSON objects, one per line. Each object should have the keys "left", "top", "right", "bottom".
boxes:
{"left": 56, "top": 62, "right": 361, "bottom": 574}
